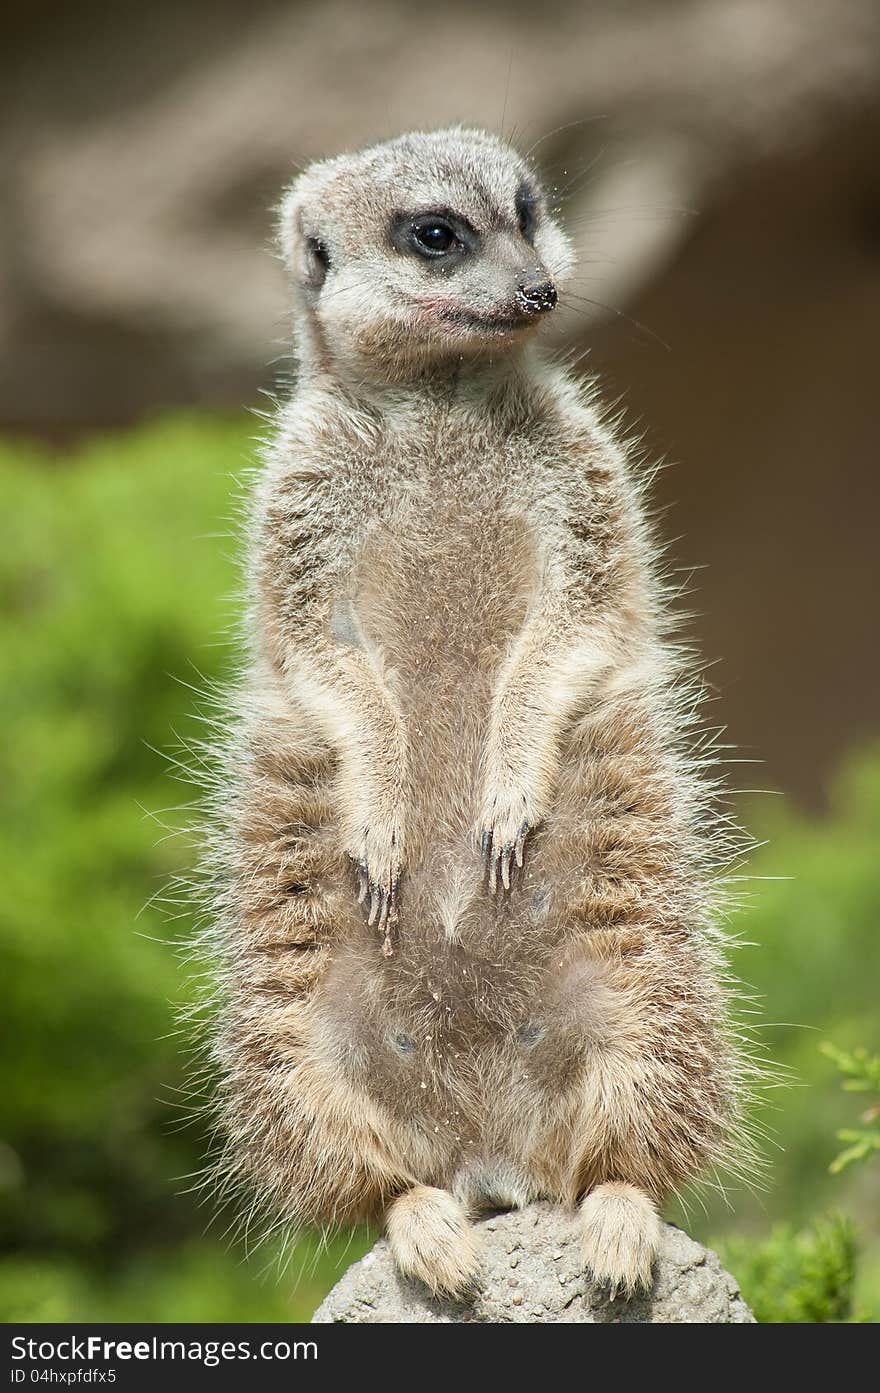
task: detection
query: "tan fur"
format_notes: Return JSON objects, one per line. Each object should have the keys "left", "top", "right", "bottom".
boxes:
{"left": 580, "top": 1182, "right": 662, "bottom": 1296}
{"left": 386, "top": 1185, "right": 480, "bottom": 1296}
{"left": 201, "top": 128, "right": 754, "bottom": 1300}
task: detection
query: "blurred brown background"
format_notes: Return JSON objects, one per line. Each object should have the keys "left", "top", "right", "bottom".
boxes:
{"left": 3, "top": 0, "right": 879, "bottom": 806}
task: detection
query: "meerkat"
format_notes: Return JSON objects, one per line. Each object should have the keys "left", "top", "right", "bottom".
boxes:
{"left": 204, "top": 127, "right": 750, "bottom": 1300}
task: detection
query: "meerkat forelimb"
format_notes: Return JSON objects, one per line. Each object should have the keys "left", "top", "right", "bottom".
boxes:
{"left": 258, "top": 491, "right": 409, "bottom": 939}
{"left": 479, "top": 606, "right": 629, "bottom": 891}
{"left": 294, "top": 649, "right": 406, "bottom": 932}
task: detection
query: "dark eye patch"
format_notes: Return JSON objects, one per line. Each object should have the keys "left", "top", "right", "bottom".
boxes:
{"left": 390, "top": 208, "right": 478, "bottom": 267}
{"left": 515, "top": 181, "right": 540, "bottom": 244}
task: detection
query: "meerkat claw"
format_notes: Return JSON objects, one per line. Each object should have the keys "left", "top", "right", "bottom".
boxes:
{"left": 378, "top": 886, "right": 392, "bottom": 933}
{"left": 487, "top": 841, "right": 499, "bottom": 893}
{"left": 378, "top": 882, "right": 401, "bottom": 938}
{"left": 356, "top": 861, "right": 369, "bottom": 904}
{"left": 484, "top": 835, "right": 507, "bottom": 893}
{"left": 515, "top": 820, "right": 528, "bottom": 868}
{"left": 354, "top": 858, "right": 401, "bottom": 936}
{"left": 482, "top": 821, "right": 529, "bottom": 893}
{"left": 500, "top": 846, "right": 512, "bottom": 889}
{"left": 350, "top": 823, "right": 403, "bottom": 935}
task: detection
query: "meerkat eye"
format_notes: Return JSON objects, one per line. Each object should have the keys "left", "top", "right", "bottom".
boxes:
{"left": 516, "top": 185, "right": 538, "bottom": 244}
{"left": 410, "top": 217, "right": 460, "bottom": 257}
{"left": 390, "top": 210, "right": 475, "bottom": 263}
{"left": 305, "top": 236, "right": 331, "bottom": 287}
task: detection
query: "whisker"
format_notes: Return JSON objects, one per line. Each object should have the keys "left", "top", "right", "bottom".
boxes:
{"left": 559, "top": 292, "right": 672, "bottom": 352}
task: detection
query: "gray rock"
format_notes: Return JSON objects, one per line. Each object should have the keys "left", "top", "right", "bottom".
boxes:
{"left": 312, "top": 1201, "right": 754, "bottom": 1323}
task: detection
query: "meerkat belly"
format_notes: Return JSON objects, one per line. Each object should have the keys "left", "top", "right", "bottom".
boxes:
{"left": 311, "top": 499, "right": 609, "bottom": 1183}
{"left": 312, "top": 918, "right": 629, "bottom": 1198}
{"left": 313, "top": 924, "right": 590, "bottom": 1184}
{"left": 354, "top": 502, "right": 538, "bottom": 867}
{"left": 310, "top": 504, "right": 544, "bottom": 1141}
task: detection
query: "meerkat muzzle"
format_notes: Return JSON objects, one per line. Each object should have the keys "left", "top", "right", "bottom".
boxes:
{"left": 517, "top": 276, "right": 558, "bottom": 314}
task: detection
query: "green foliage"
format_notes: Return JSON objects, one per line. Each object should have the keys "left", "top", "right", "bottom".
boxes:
{"left": 670, "top": 749, "right": 880, "bottom": 1321}
{"left": 674, "top": 746, "right": 880, "bottom": 1280}
{"left": 0, "top": 415, "right": 365, "bottom": 1320}
{"left": 1, "top": 412, "right": 879, "bottom": 1321}
{"left": 0, "top": 416, "right": 242, "bottom": 1267}
{"left": 717, "top": 1215, "right": 857, "bottom": 1323}
{"left": 820, "top": 1044, "right": 880, "bottom": 1175}
{"left": 0, "top": 1234, "right": 373, "bottom": 1324}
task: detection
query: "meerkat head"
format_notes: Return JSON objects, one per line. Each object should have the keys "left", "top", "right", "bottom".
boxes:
{"left": 278, "top": 128, "right": 573, "bottom": 379}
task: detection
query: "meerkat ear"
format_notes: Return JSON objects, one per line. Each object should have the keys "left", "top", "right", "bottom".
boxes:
{"left": 304, "top": 235, "right": 331, "bottom": 288}
{"left": 277, "top": 191, "right": 332, "bottom": 292}
{"left": 275, "top": 183, "right": 301, "bottom": 274}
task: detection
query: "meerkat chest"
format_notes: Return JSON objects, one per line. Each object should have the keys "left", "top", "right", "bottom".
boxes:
{"left": 350, "top": 420, "right": 553, "bottom": 680}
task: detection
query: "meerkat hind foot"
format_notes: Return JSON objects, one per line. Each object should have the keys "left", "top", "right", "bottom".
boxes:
{"left": 580, "top": 1182, "right": 661, "bottom": 1297}
{"left": 386, "top": 1185, "right": 480, "bottom": 1297}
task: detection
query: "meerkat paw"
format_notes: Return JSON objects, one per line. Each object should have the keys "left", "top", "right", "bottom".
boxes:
{"left": 386, "top": 1186, "right": 480, "bottom": 1297}
{"left": 479, "top": 785, "right": 535, "bottom": 892}
{"left": 580, "top": 1182, "right": 661, "bottom": 1298}
{"left": 349, "top": 813, "right": 403, "bottom": 939}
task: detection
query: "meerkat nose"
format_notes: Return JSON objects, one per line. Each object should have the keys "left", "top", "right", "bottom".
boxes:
{"left": 517, "top": 276, "right": 558, "bottom": 314}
